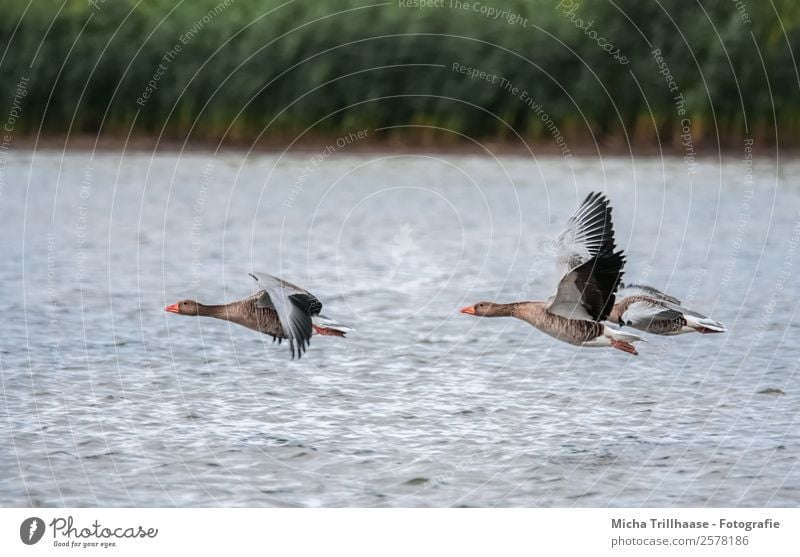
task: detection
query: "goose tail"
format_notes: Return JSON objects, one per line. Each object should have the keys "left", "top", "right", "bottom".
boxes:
{"left": 685, "top": 314, "right": 727, "bottom": 334}
{"left": 312, "top": 314, "right": 354, "bottom": 337}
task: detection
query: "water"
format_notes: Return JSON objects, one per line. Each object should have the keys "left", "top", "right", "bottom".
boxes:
{"left": 2, "top": 149, "right": 799, "bottom": 507}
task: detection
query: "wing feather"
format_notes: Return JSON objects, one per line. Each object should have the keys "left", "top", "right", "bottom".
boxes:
{"left": 618, "top": 283, "right": 682, "bottom": 305}
{"left": 250, "top": 272, "right": 319, "bottom": 359}
{"left": 548, "top": 193, "right": 625, "bottom": 322}
{"left": 553, "top": 191, "right": 617, "bottom": 281}
{"left": 619, "top": 300, "right": 681, "bottom": 329}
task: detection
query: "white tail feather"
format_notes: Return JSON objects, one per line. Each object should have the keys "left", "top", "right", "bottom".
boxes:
{"left": 312, "top": 314, "right": 354, "bottom": 333}
{"left": 685, "top": 315, "right": 727, "bottom": 333}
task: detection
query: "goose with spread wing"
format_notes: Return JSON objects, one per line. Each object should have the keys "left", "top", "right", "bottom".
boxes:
{"left": 460, "top": 192, "right": 643, "bottom": 355}
{"left": 165, "top": 273, "right": 352, "bottom": 359}
{"left": 608, "top": 284, "right": 727, "bottom": 335}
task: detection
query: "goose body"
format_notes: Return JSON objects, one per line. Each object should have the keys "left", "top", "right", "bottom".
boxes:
{"left": 165, "top": 272, "right": 351, "bottom": 359}
{"left": 609, "top": 284, "right": 727, "bottom": 335}
{"left": 506, "top": 301, "right": 641, "bottom": 352}
{"left": 461, "top": 192, "right": 643, "bottom": 355}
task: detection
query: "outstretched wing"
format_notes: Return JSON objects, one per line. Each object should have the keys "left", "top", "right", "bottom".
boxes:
{"left": 250, "top": 272, "right": 321, "bottom": 359}
{"left": 617, "top": 298, "right": 682, "bottom": 329}
{"left": 618, "top": 288, "right": 722, "bottom": 328}
{"left": 620, "top": 284, "right": 712, "bottom": 319}
{"left": 619, "top": 283, "right": 682, "bottom": 305}
{"left": 553, "top": 192, "right": 617, "bottom": 280}
{"left": 547, "top": 193, "right": 625, "bottom": 321}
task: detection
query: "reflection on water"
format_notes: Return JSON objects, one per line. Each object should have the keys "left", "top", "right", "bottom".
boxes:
{"left": 1, "top": 150, "right": 799, "bottom": 506}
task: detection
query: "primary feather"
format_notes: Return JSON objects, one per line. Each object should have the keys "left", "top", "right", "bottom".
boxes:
{"left": 548, "top": 193, "right": 625, "bottom": 322}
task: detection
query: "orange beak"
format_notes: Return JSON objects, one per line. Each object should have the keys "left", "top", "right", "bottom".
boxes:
{"left": 459, "top": 306, "right": 476, "bottom": 315}
{"left": 165, "top": 303, "right": 180, "bottom": 313}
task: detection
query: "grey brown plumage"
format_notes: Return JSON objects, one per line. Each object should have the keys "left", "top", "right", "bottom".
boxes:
{"left": 609, "top": 284, "right": 726, "bottom": 335}
{"left": 547, "top": 191, "right": 626, "bottom": 322}
{"left": 512, "top": 302, "right": 605, "bottom": 345}
{"left": 199, "top": 294, "right": 290, "bottom": 341}
{"left": 461, "top": 193, "right": 642, "bottom": 355}
{"left": 166, "top": 273, "right": 351, "bottom": 359}
{"left": 608, "top": 295, "right": 687, "bottom": 335}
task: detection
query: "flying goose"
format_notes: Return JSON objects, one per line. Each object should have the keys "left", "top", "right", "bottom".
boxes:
{"left": 165, "top": 272, "right": 351, "bottom": 359}
{"left": 608, "top": 283, "right": 727, "bottom": 335}
{"left": 460, "top": 192, "right": 643, "bottom": 355}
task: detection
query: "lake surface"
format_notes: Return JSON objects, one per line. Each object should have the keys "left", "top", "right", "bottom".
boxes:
{"left": 1, "top": 149, "right": 799, "bottom": 507}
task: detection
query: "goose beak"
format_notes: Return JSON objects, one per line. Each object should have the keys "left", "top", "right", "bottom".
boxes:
{"left": 459, "top": 306, "right": 476, "bottom": 315}
{"left": 165, "top": 303, "right": 180, "bottom": 313}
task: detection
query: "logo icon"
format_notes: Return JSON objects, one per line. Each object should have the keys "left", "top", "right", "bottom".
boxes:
{"left": 20, "top": 517, "right": 45, "bottom": 545}
{"left": 388, "top": 222, "right": 418, "bottom": 280}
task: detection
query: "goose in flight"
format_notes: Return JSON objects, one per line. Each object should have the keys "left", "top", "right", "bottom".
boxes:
{"left": 165, "top": 272, "right": 352, "bottom": 359}
{"left": 608, "top": 283, "right": 727, "bottom": 335}
{"left": 460, "top": 192, "right": 643, "bottom": 355}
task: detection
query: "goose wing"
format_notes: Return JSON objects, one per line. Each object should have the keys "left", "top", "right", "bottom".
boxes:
{"left": 249, "top": 272, "right": 321, "bottom": 359}
{"left": 616, "top": 283, "right": 717, "bottom": 321}
{"left": 619, "top": 284, "right": 710, "bottom": 318}
{"left": 619, "top": 283, "right": 682, "bottom": 305}
{"left": 547, "top": 192, "right": 625, "bottom": 321}
{"left": 617, "top": 298, "right": 681, "bottom": 329}
{"left": 653, "top": 298, "right": 707, "bottom": 320}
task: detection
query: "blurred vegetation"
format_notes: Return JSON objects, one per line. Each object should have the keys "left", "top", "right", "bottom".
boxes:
{"left": 0, "top": 0, "right": 798, "bottom": 149}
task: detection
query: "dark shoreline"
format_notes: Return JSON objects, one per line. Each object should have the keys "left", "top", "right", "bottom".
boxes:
{"left": 7, "top": 134, "right": 788, "bottom": 158}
